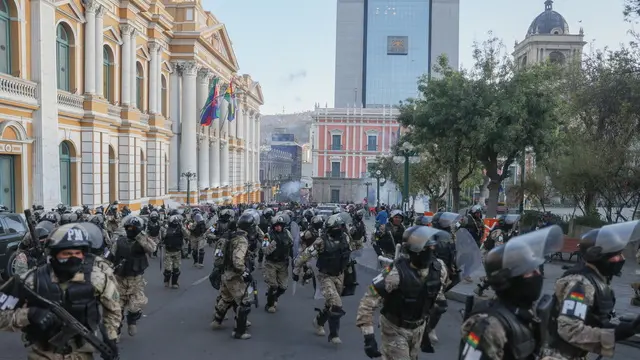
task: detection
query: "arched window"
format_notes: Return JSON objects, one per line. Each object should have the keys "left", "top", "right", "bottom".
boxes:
{"left": 161, "top": 75, "right": 167, "bottom": 116}
{"left": 136, "top": 63, "right": 143, "bottom": 109}
{"left": 103, "top": 46, "right": 113, "bottom": 102}
{"left": 56, "top": 24, "right": 70, "bottom": 91}
{"left": 0, "top": 0, "right": 11, "bottom": 74}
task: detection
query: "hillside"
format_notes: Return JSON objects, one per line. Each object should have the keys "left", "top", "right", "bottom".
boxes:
{"left": 260, "top": 111, "right": 314, "bottom": 144}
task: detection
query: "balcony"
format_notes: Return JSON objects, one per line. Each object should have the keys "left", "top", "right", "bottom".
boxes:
{"left": 57, "top": 90, "right": 83, "bottom": 111}
{"left": 0, "top": 73, "right": 38, "bottom": 105}
{"left": 365, "top": 145, "right": 378, "bottom": 151}
{"left": 325, "top": 171, "right": 346, "bottom": 178}
{"left": 330, "top": 144, "right": 343, "bottom": 150}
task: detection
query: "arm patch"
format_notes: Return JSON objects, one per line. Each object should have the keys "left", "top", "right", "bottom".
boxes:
{"left": 460, "top": 319, "right": 489, "bottom": 360}
{"left": 559, "top": 283, "right": 588, "bottom": 321}
{"left": 370, "top": 266, "right": 392, "bottom": 298}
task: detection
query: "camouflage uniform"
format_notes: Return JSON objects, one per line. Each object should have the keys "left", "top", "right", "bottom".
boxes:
{"left": 160, "top": 224, "right": 189, "bottom": 288}
{"left": 187, "top": 226, "right": 206, "bottom": 268}
{"left": 541, "top": 274, "right": 616, "bottom": 360}
{"left": 356, "top": 260, "right": 448, "bottom": 359}
{"left": 0, "top": 256, "right": 121, "bottom": 360}
{"left": 262, "top": 228, "right": 293, "bottom": 312}
{"left": 294, "top": 237, "right": 344, "bottom": 309}
{"left": 460, "top": 312, "right": 511, "bottom": 360}
{"left": 631, "top": 247, "right": 640, "bottom": 306}
{"left": 105, "top": 214, "right": 120, "bottom": 237}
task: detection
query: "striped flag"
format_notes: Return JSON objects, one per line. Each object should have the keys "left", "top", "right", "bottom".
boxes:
{"left": 225, "top": 81, "right": 235, "bottom": 121}
{"left": 199, "top": 78, "right": 220, "bottom": 126}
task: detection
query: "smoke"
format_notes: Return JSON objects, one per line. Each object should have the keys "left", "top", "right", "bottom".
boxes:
{"left": 279, "top": 181, "right": 302, "bottom": 201}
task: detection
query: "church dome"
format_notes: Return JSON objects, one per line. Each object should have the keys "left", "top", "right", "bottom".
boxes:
{"left": 526, "top": 1, "right": 569, "bottom": 37}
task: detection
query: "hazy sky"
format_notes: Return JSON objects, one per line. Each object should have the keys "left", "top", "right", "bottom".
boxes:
{"left": 205, "top": 0, "right": 635, "bottom": 115}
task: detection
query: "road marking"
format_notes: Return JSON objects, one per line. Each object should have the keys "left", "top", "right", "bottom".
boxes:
{"left": 192, "top": 275, "right": 209, "bottom": 286}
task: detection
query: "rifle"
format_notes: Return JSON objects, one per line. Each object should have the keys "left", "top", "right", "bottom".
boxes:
{"left": 535, "top": 294, "right": 553, "bottom": 347}
{"left": 460, "top": 295, "right": 474, "bottom": 321}
{"left": 245, "top": 279, "right": 259, "bottom": 308}
{"left": 19, "top": 279, "right": 119, "bottom": 360}
{"left": 24, "top": 209, "right": 42, "bottom": 254}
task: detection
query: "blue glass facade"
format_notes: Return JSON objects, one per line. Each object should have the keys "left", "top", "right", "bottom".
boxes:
{"left": 363, "top": 0, "right": 431, "bottom": 107}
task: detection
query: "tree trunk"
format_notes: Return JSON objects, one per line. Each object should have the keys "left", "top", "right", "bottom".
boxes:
{"left": 479, "top": 175, "right": 490, "bottom": 207}
{"left": 452, "top": 186, "right": 461, "bottom": 212}
{"left": 583, "top": 191, "right": 597, "bottom": 216}
{"left": 430, "top": 198, "right": 439, "bottom": 212}
{"left": 486, "top": 180, "right": 501, "bottom": 217}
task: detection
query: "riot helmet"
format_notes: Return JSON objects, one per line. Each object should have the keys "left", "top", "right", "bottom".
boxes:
{"left": 332, "top": 207, "right": 341, "bottom": 215}
{"left": 415, "top": 215, "right": 432, "bottom": 226}
{"left": 60, "top": 212, "right": 79, "bottom": 225}
{"left": 88, "top": 214, "right": 105, "bottom": 228}
{"left": 484, "top": 225, "right": 564, "bottom": 306}
{"left": 325, "top": 214, "right": 345, "bottom": 238}
{"left": 123, "top": 216, "right": 145, "bottom": 238}
{"left": 432, "top": 212, "right": 462, "bottom": 231}
{"left": 193, "top": 213, "right": 205, "bottom": 223}
{"left": 149, "top": 211, "right": 159, "bottom": 221}
{"left": 311, "top": 215, "right": 324, "bottom": 230}
{"left": 74, "top": 209, "right": 84, "bottom": 220}
{"left": 76, "top": 222, "right": 107, "bottom": 257}
{"left": 263, "top": 208, "right": 275, "bottom": 218}
{"left": 303, "top": 209, "right": 314, "bottom": 221}
{"left": 243, "top": 209, "right": 261, "bottom": 224}
{"left": 271, "top": 215, "right": 287, "bottom": 232}
{"left": 41, "top": 211, "right": 60, "bottom": 224}
{"left": 237, "top": 213, "right": 256, "bottom": 233}
{"left": 354, "top": 209, "right": 365, "bottom": 221}
{"left": 219, "top": 208, "right": 235, "bottom": 222}
{"left": 579, "top": 220, "right": 640, "bottom": 277}
{"left": 274, "top": 212, "right": 292, "bottom": 226}
{"left": 35, "top": 221, "right": 55, "bottom": 242}
{"left": 389, "top": 209, "right": 404, "bottom": 226}
{"left": 469, "top": 205, "right": 483, "bottom": 219}
{"left": 402, "top": 226, "right": 444, "bottom": 269}
{"left": 168, "top": 215, "right": 181, "bottom": 227}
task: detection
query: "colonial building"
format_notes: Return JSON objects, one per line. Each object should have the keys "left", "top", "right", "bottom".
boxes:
{"left": 311, "top": 105, "right": 400, "bottom": 203}
{"left": 0, "top": 0, "right": 263, "bottom": 212}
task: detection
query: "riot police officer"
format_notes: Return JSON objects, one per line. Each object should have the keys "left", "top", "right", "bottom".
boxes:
{"left": 464, "top": 205, "right": 485, "bottom": 247}
{"left": 146, "top": 211, "right": 162, "bottom": 258}
{"left": 459, "top": 226, "right": 565, "bottom": 360}
{"left": 263, "top": 215, "right": 294, "bottom": 313}
{"left": 373, "top": 209, "right": 405, "bottom": 258}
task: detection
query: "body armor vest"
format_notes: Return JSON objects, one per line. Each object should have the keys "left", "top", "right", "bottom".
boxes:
{"left": 352, "top": 221, "right": 366, "bottom": 240}
{"left": 258, "top": 217, "right": 270, "bottom": 234}
{"left": 27, "top": 255, "right": 100, "bottom": 351}
{"left": 147, "top": 221, "right": 161, "bottom": 237}
{"left": 191, "top": 221, "right": 206, "bottom": 237}
{"left": 435, "top": 236, "right": 457, "bottom": 271}
{"left": 316, "top": 233, "right": 351, "bottom": 276}
{"left": 113, "top": 236, "right": 149, "bottom": 277}
{"left": 378, "top": 225, "right": 403, "bottom": 255}
{"left": 381, "top": 258, "right": 441, "bottom": 327}
{"left": 549, "top": 265, "right": 615, "bottom": 358}
{"left": 266, "top": 231, "right": 292, "bottom": 263}
{"left": 303, "top": 229, "right": 318, "bottom": 247}
{"left": 467, "top": 301, "right": 537, "bottom": 360}
{"left": 164, "top": 226, "right": 184, "bottom": 251}
{"left": 217, "top": 221, "right": 230, "bottom": 237}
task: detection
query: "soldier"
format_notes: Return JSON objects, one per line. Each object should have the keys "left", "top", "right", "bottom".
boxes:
{"left": 188, "top": 212, "right": 207, "bottom": 268}
{"left": 146, "top": 211, "right": 162, "bottom": 258}
{"left": 543, "top": 221, "right": 640, "bottom": 359}
{"left": 356, "top": 226, "right": 447, "bottom": 359}
{"left": 302, "top": 216, "right": 324, "bottom": 250}
{"left": 463, "top": 205, "right": 485, "bottom": 247}
{"left": 0, "top": 224, "right": 121, "bottom": 359}
{"left": 88, "top": 213, "right": 112, "bottom": 247}
{"left": 293, "top": 214, "right": 351, "bottom": 344}
{"left": 349, "top": 209, "right": 368, "bottom": 250}
{"left": 258, "top": 208, "right": 275, "bottom": 267}
{"left": 109, "top": 216, "right": 156, "bottom": 338}
{"left": 210, "top": 213, "right": 255, "bottom": 340}
{"left": 161, "top": 215, "right": 190, "bottom": 288}
{"left": 432, "top": 212, "right": 463, "bottom": 290}
{"left": 373, "top": 210, "right": 405, "bottom": 259}
{"left": 263, "top": 215, "right": 294, "bottom": 313}
{"left": 301, "top": 209, "right": 314, "bottom": 232}
{"left": 105, "top": 200, "right": 121, "bottom": 237}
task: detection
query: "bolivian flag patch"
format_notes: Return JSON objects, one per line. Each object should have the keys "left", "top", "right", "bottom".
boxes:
{"left": 569, "top": 292, "right": 584, "bottom": 302}
{"left": 368, "top": 284, "right": 377, "bottom": 295}
{"left": 466, "top": 332, "right": 480, "bottom": 348}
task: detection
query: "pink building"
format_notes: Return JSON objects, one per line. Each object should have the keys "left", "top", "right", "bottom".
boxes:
{"left": 311, "top": 106, "right": 400, "bottom": 203}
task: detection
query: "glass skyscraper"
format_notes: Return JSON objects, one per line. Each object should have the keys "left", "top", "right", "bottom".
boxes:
{"left": 363, "top": 0, "right": 431, "bottom": 107}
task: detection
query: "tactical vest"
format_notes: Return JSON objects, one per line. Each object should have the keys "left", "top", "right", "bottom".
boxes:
{"left": 352, "top": 221, "right": 366, "bottom": 240}
{"left": 303, "top": 229, "right": 318, "bottom": 247}
{"left": 258, "top": 217, "right": 270, "bottom": 234}
{"left": 147, "top": 221, "right": 161, "bottom": 237}
{"left": 381, "top": 258, "right": 441, "bottom": 327}
{"left": 191, "top": 221, "right": 206, "bottom": 237}
{"left": 113, "top": 236, "right": 149, "bottom": 277}
{"left": 316, "top": 233, "right": 351, "bottom": 276}
{"left": 266, "top": 231, "right": 292, "bottom": 263}
{"left": 164, "top": 226, "right": 184, "bottom": 251}
{"left": 435, "top": 236, "right": 457, "bottom": 271}
{"left": 549, "top": 265, "right": 615, "bottom": 358}
{"left": 27, "top": 254, "right": 100, "bottom": 351}
{"left": 223, "top": 232, "right": 245, "bottom": 272}
{"left": 465, "top": 300, "right": 537, "bottom": 360}
{"left": 217, "top": 221, "right": 230, "bottom": 237}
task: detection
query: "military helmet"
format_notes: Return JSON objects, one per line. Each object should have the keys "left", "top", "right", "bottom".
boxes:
{"left": 431, "top": 212, "right": 462, "bottom": 230}
{"left": 579, "top": 221, "right": 640, "bottom": 262}
{"left": 402, "top": 226, "right": 443, "bottom": 253}
{"left": 47, "top": 223, "right": 91, "bottom": 252}
{"left": 325, "top": 214, "right": 344, "bottom": 229}
{"left": 193, "top": 213, "right": 205, "bottom": 223}
{"left": 169, "top": 215, "right": 181, "bottom": 225}
{"left": 332, "top": 207, "right": 341, "bottom": 215}
{"left": 237, "top": 213, "right": 255, "bottom": 231}
{"left": 35, "top": 221, "right": 55, "bottom": 240}
{"left": 390, "top": 209, "right": 404, "bottom": 219}
{"left": 263, "top": 208, "right": 275, "bottom": 217}
{"left": 415, "top": 215, "right": 432, "bottom": 226}
{"left": 271, "top": 215, "right": 287, "bottom": 226}
{"left": 60, "top": 212, "right": 78, "bottom": 225}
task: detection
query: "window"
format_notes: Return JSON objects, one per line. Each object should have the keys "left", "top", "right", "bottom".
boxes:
{"left": 331, "top": 162, "right": 341, "bottom": 177}
{"left": 367, "top": 135, "right": 377, "bottom": 151}
{"left": 330, "top": 189, "right": 340, "bottom": 203}
{"left": 2, "top": 214, "right": 25, "bottom": 234}
{"left": 331, "top": 134, "right": 341, "bottom": 150}
{"left": 103, "top": 46, "right": 113, "bottom": 102}
{"left": 161, "top": 75, "right": 167, "bottom": 116}
{"left": 0, "top": 0, "right": 11, "bottom": 75}
{"left": 136, "top": 63, "right": 143, "bottom": 109}
{"left": 56, "top": 24, "right": 70, "bottom": 91}
{"left": 185, "top": 8, "right": 194, "bottom": 21}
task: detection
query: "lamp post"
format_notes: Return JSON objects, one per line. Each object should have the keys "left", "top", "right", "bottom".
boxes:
{"left": 364, "top": 181, "right": 372, "bottom": 219}
{"left": 393, "top": 142, "right": 420, "bottom": 212}
{"left": 244, "top": 182, "right": 252, "bottom": 204}
{"left": 181, "top": 170, "right": 197, "bottom": 206}
{"left": 371, "top": 170, "right": 386, "bottom": 209}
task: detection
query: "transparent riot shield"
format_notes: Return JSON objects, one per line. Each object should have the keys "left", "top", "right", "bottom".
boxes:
{"left": 455, "top": 228, "right": 483, "bottom": 278}
{"left": 290, "top": 221, "right": 301, "bottom": 258}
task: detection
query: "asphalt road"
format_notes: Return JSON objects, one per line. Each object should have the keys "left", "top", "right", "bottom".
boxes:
{"left": 0, "top": 248, "right": 637, "bottom": 359}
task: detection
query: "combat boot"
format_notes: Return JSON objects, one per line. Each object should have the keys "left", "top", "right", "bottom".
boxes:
{"left": 171, "top": 270, "right": 180, "bottom": 289}
{"left": 265, "top": 288, "right": 277, "bottom": 313}
{"left": 327, "top": 306, "right": 345, "bottom": 344}
{"left": 126, "top": 311, "right": 142, "bottom": 336}
{"left": 313, "top": 307, "right": 329, "bottom": 336}
{"left": 429, "top": 330, "right": 439, "bottom": 343}
{"left": 163, "top": 270, "right": 171, "bottom": 288}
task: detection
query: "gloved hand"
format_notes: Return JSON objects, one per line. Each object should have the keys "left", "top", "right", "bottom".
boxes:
{"left": 102, "top": 337, "right": 119, "bottom": 360}
{"left": 614, "top": 315, "right": 640, "bottom": 341}
{"left": 292, "top": 273, "right": 300, "bottom": 282}
{"left": 27, "top": 307, "right": 60, "bottom": 332}
{"left": 364, "top": 334, "right": 382, "bottom": 358}
{"left": 242, "top": 271, "right": 253, "bottom": 283}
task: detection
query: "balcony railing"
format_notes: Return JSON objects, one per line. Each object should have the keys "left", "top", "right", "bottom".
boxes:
{"left": 331, "top": 144, "right": 343, "bottom": 150}
{"left": 107, "top": 104, "right": 121, "bottom": 117}
{"left": 365, "top": 145, "right": 378, "bottom": 151}
{"left": 325, "top": 171, "right": 346, "bottom": 178}
{"left": 57, "top": 90, "right": 83, "bottom": 109}
{"left": 0, "top": 73, "right": 37, "bottom": 104}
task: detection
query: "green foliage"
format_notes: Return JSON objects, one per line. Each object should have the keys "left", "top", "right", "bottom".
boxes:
{"left": 573, "top": 214, "right": 607, "bottom": 228}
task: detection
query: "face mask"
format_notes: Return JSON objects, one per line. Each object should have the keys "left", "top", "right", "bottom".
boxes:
{"left": 502, "top": 274, "right": 544, "bottom": 307}
{"left": 595, "top": 258, "right": 625, "bottom": 277}
{"left": 50, "top": 256, "right": 84, "bottom": 283}
{"left": 329, "top": 228, "right": 342, "bottom": 238}
{"left": 409, "top": 250, "right": 432, "bottom": 269}
{"left": 125, "top": 229, "right": 140, "bottom": 239}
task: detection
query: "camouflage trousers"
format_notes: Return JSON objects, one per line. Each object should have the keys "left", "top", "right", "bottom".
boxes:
{"left": 116, "top": 275, "right": 148, "bottom": 313}
{"left": 540, "top": 348, "right": 586, "bottom": 360}
{"left": 214, "top": 272, "right": 249, "bottom": 315}
{"left": 379, "top": 314, "right": 424, "bottom": 360}
{"left": 318, "top": 272, "right": 344, "bottom": 308}
{"left": 263, "top": 260, "right": 289, "bottom": 290}
{"left": 163, "top": 250, "right": 181, "bottom": 271}
{"left": 27, "top": 346, "right": 93, "bottom": 359}
{"left": 106, "top": 222, "right": 118, "bottom": 236}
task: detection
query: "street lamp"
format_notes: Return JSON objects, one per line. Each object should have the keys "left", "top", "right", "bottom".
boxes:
{"left": 363, "top": 181, "right": 372, "bottom": 219}
{"left": 181, "top": 170, "right": 197, "bottom": 206}
{"left": 371, "top": 170, "right": 386, "bottom": 208}
{"left": 393, "top": 142, "right": 420, "bottom": 212}
{"left": 245, "top": 182, "right": 252, "bottom": 204}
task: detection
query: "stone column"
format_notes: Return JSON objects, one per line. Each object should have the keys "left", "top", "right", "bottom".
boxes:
{"left": 255, "top": 115, "right": 260, "bottom": 182}
{"left": 179, "top": 61, "right": 198, "bottom": 190}
{"left": 148, "top": 42, "right": 160, "bottom": 113}
{"left": 83, "top": 0, "right": 98, "bottom": 94}
{"left": 31, "top": 0, "right": 60, "bottom": 207}
{"left": 220, "top": 140, "right": 229, "bottom": 187}
{"left": 168, "top": 62, "right": 181, "bottom": 191}
{"left": 130, "top": 29, "right": 138, "bottom": 107}
{"left": 209, "top": 136, "right": 219, "bottom": 187}
{"left": 196, "top": 68, "right": 210, "bottom": 190}
{"left": 94, "top": 6, "right": 105, "bottom": 97}
{"left": 156, "top": 45, "right": 163, "bottom": 115}
{"left": 119, "top": 25, "right": 133, "bottom": 106}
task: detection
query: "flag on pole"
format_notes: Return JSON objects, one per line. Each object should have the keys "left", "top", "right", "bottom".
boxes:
{"left": 199, "top": 78, "right": 220, "bottom": 126}
{"left": 225, "top": 81, "right": 235, "bottom": 121}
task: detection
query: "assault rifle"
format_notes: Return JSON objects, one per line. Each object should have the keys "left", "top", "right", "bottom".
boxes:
{"left": 19, "top": 280, "right": 119, "bottom": 360}
{"left": 24, "top": 209, "right": 42, "bottom": 254}
{"left": 246, "top": 279, "right": 259, "bottom": 308}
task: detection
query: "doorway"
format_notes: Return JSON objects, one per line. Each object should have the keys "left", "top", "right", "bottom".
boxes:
{"left": 59, "top": 141, "right": 71, "bottom": 205}
{"left": 0, "top": 155, "right": 14, "bottom": 211}
{"left": 330, "top": 189, "right": 340, "bottom": 203}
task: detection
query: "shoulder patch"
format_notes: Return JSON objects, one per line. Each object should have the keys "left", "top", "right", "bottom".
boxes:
{"left": 461, "top": 319, "right": 489, "bottom": 360}
{"left": 369, "top": 266, "right": 392, "bottom": 295}
{"left": 560, "top": 282, "right": 588, "bottom": 321}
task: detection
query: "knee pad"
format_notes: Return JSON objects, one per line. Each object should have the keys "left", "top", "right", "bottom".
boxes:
{"left": 127, "top": 311, "right": 142, "bottom": 324}
{"left": 329, "top": 305, "right": 345, "bottom": 318}
{"left": 434, "top": 299, "right": 448, "bottom": 314}
{"left": 172, "top": 269, "right": 181, "bottom": 276}
{"left": 276, "top": 287, "right": 286, "bottom": 297}
{"left": 163, "top": 270, "right": 172, "bottom": 278}
{"left": 234, "top": 304, "right": 251, "bottom": 336}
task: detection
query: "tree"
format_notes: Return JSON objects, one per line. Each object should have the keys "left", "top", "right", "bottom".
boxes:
{"left": 507, "top": 171, "right": 555, "bottom": 211}
{"left": 624, "top": 0, "right": 640, "bottom": 21}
